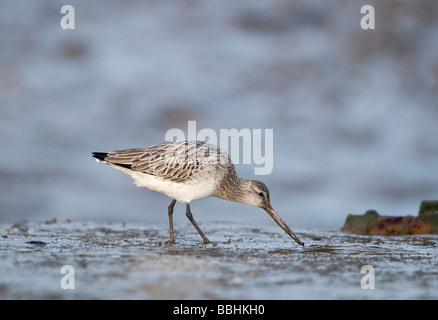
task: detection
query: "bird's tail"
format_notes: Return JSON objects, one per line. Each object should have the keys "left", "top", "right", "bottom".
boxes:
{"left": 92, "top": 152, "right": 108, "bottom": 163}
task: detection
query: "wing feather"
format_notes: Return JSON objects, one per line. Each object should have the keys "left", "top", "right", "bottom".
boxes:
{"left": 103, "top": 141, "right": 232, "bottom": 182}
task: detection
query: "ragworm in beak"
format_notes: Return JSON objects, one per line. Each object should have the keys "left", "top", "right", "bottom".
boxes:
{"left": 264, "top": 205, "right": 304, "bottom": 246}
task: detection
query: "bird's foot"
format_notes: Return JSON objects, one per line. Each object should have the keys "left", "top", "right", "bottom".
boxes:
{"left": 165, "top": 239, "right": 176, "bottom": 245}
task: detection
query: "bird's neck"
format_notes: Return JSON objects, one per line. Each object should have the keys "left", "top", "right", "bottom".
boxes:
{"left": 215, "top": 177, "right": 249, "bottom": 204}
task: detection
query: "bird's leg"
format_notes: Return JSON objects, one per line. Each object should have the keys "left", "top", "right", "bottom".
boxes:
{"left": 165, "top": 199, "right": 177, "bottom": 244}
{"left": 185, "top": 203, "right": 210, "bottom": 244}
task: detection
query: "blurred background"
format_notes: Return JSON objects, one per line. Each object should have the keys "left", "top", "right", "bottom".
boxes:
{"left": 0, "top": 0, "right": 437, "bottom": 229}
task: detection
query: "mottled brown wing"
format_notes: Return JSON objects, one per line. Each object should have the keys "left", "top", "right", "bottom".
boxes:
{"left": 104, "top": 141, "right": 228, "bottom": 182}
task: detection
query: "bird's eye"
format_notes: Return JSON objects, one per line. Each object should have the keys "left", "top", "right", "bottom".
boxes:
{"left": 258, "top": 192, "right": 264, "bottom": 197}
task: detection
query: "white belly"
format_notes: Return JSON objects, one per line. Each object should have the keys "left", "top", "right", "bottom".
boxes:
{"left": 129, "top": 171, "right": 217, "bottom": 203}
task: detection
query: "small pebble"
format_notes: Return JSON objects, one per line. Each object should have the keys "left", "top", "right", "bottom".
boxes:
{"left": 25, "top": 241, "right": 47, "bottom": 246}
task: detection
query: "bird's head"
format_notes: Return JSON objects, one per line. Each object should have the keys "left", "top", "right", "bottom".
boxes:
{"left": 240, "top": 180, "right": 304, "bottom": 246}
{"left": 239, "top": 179, "right": 271, "bottom": 208}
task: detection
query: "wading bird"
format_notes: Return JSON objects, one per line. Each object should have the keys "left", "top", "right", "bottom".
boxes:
{"left": 92, "top": 141, "right": 304, "bottom": 246}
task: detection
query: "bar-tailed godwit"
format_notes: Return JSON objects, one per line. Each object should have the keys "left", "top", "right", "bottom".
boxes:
{"left": 92, "top": 141, "right": 304, "bottom": 246}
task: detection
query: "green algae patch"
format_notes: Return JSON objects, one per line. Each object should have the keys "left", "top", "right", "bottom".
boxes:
{"left": 341, "top": 201, "right": 438, "bottom": 235}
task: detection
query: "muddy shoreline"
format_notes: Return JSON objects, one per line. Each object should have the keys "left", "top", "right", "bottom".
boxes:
{"left": 1, "top": 220, "right": 437, "bottom": 299}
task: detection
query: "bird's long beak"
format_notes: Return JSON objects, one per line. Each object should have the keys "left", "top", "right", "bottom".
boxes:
{"left": 264, "top": 205, "right": 304, "bottom": 246}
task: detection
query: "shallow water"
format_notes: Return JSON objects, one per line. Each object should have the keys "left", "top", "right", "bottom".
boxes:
{"left": 1, "top": 1, "right": 438, "bottom": 232}
{"left": 1, "top": 220, "right": 437, "bottom": 299}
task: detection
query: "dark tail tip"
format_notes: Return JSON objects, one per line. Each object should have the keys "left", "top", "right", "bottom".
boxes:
{"left": 92, "top": 152, "right": 108, "bottom": 161}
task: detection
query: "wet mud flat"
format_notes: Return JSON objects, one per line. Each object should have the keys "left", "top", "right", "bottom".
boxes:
{"left": 0, "top": 220, "right": 437, "bottom": 300}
